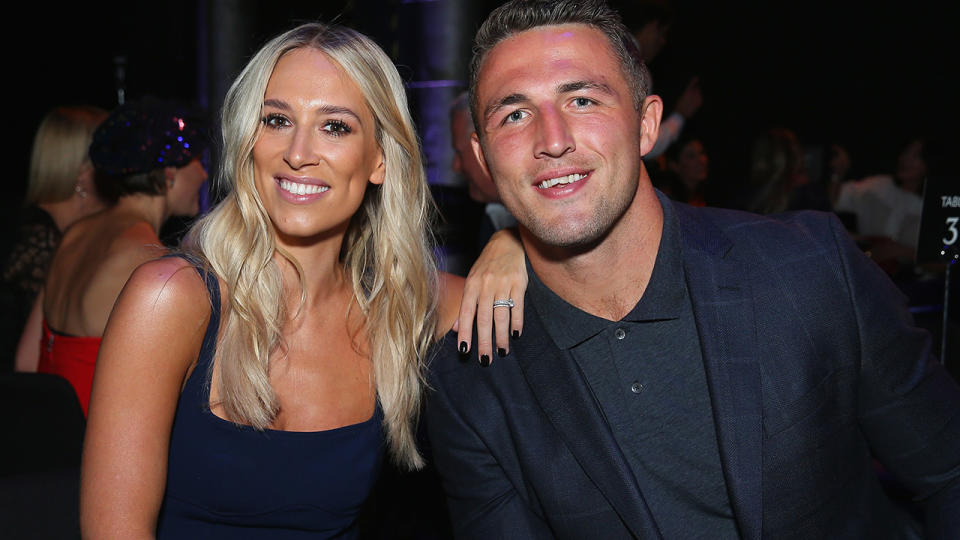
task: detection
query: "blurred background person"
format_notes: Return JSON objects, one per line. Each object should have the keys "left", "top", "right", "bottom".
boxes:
{"left": 15, "top": 97, "right": 209, "bottom": 414}
{"left": 450, "top": 91, "right": 515, "bottom": 253}
{"left": 1, "top": 106, "right": 107, "bottom": 372}
{"left": 743, "top": 127, "right": 830, "bottom": 214}
{"left": 826, "top": 143, "right": 854, "bottom": 193}
{"left": 833, "top": 136, "right": 937, "bottom": 268}
{"left": 656, "top": 135, "right": 710, "bottom": 206}
{"left": 614, "top": 0, "right": 703, "bottom": 161}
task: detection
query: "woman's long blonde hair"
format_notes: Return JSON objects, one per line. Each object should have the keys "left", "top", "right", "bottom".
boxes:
{"left": 184, "top": 23, "right": 437, "bottom": 470}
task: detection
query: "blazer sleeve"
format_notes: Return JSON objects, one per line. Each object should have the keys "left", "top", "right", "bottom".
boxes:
{"left": 828, "top": 214, "right": 960, "bottom": 538}
{"left": 425, "top": 362, "right": 554, "bottom": 540}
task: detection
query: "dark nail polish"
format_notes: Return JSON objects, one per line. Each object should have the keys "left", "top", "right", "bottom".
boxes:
{"left": 479, "top": 354, "right": 491, "bottom": 367}
{"left": 512, "top": 330, "right": 520, "bottom": 339}
{"left": 459, "top": 341, "right": 468, "bottom": 355}
{"left": 498, "top": 347, "right": 507, "bottom": 358}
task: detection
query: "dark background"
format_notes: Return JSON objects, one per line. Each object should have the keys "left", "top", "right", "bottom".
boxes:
{"left": 6, "top": 0, "right": 958, "bottom": 231}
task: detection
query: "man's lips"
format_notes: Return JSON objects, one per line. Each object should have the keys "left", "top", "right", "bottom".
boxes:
{"left": 534, "top": 169, "right": 590, "bottom": 189}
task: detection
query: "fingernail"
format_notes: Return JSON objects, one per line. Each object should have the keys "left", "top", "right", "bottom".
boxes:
{"left": 459, "top": 341, "right": 468, "bottom": 355}
{"left": 497, "top": 347, "right": 506, "bottom": 358}
{"left": 479, "top": 354, "right": 491, "bottom": 367}
{"left": 512, "top": 330, "right": 520, "bottom": 339}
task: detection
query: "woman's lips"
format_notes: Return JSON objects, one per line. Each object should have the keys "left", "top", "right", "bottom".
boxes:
{"left": 275, "top": 175, "right": 330, "bottom": 202}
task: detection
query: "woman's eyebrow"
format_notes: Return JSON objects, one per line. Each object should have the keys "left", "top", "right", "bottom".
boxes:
{"left": 262, "top": 98, "right": 291, "bottom": 111}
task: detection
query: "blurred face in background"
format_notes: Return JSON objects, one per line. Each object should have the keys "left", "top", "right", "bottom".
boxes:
{"left": 669, "top": 139, "right": 708, "bottom": 188}
{"left": 633, "top": 20, "right": 669, "bottom": 62}
{"left": 166, "top": 158, "right": 208, "bottom": 217}
{"left": 451, "top": 107, "right": 499, "bottom": 204}
{"left": 896, "top": 140, "right": 926, "bottom": 192}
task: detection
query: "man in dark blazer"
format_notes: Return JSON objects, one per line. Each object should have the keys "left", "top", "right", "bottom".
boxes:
{"left": 425, "top": 1, "right": 960, "bottom": 538}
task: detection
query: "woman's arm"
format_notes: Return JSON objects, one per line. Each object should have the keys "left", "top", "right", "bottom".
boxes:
{"left": 454, "top": 227, "right": 527, "bottom": 365}
{"left": 80, "top": 257, "right": 211, "bottom": 539}
{"left": 14, "top": 289, "right": 43, "bottom": 372}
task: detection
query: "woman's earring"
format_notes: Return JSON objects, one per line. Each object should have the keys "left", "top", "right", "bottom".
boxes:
{"left": 75, "top": 183, "right": 88, "bottom": 199}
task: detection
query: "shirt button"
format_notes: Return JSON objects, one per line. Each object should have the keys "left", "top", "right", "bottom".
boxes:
{"left": 615, "top": 328, "right": 626, "bottom": 340}
{"left": 630, "top": 381, "right": 643, "bottom": 394}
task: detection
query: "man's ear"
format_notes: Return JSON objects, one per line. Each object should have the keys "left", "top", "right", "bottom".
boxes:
{"left": 369, "top": 150, "right": 385, "bottom": 185}
{"left": 639, "top": 95, "right": 664, "bottom": 157}
{"left": 470, "top": 131, "right": 491, "bottom": 179}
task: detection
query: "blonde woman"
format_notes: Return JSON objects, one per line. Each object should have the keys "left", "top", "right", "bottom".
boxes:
{"left": 2, "top": 106, "right": 107, "bottom": 364}
{"left": 80, "top": 23, "right": 523, "bottom": 538}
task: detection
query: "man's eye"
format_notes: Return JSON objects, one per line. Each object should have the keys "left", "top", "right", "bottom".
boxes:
{"left": 504, "top": 110, "right": 528, "bottom": 124}
{"left": 573, "top": 97, "right": 594, "bottom": 107}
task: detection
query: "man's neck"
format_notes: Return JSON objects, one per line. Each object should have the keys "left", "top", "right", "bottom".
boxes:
{"left": 524, "top": 182, "right": 664, "bottom": 321}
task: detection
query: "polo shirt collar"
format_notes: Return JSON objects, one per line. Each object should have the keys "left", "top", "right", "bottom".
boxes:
{"left": 528, "top": 193, "right": 687, "bottom": 350}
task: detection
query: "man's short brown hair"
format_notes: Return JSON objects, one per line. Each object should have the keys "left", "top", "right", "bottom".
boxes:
{"left": 469, "top": 0, "right": 651, "bottom": 132}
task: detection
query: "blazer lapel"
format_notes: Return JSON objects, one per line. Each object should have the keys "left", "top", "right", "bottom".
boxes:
{"left": 676, "top": 203, "right": 763, "bottom": 540}
{"left": 512, "top": 318, "right": 663, "bottom": 539}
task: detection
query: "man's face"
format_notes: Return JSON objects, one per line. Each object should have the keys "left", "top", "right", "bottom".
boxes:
{"left": 472, "top": 24, "right": 657, "bottom": 249}
{"left": 451, "top": 107, "right": 499, "bottom": 203}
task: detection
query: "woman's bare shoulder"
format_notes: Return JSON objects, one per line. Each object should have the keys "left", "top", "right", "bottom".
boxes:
{"left": 118, "top": 256, "right": 212, "bottom": 322}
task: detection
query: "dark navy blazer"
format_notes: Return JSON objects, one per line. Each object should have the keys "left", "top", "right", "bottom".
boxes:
{"left": 426, "top": 200, "right": 960, "bottom": 539}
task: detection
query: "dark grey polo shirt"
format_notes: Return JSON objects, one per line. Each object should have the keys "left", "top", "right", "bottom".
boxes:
{"left": 527, "top": 199, "right": 739, "bottom": 539}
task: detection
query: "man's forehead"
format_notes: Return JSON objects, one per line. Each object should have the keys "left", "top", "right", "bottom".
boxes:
{"left": 490, "top": 23, "right": 609, "bottom": 60}
{"left": 476, "top": 24, "right": 622, "bottom": 109}
{"left": 482, "top": 25, "right": 615, "bottom": 79}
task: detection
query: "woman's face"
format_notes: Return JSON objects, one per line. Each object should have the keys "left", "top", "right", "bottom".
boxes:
{"left": 671, "top": 139, "right": 708, "bottom": 187}
{"left": 167, "top": 157, "right": 208, "bottom": 217}
{"left": 252, "top": 47, "right": 384, "bottom": 247}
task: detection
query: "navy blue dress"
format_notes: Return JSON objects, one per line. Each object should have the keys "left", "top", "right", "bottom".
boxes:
{"left": 156, "top": 262, "right": 384, "bottom": 539}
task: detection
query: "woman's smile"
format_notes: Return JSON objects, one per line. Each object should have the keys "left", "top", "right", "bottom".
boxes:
{"left": 274, "top": 174, "right": 331, "bottom": 202}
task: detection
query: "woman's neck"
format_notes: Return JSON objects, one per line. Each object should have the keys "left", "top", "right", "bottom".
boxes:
{"left": 39, "top": 196, "right": 107, "bottom": 233}
{"left": 275, "top": 236, "right": 352, "bottom": 312}
{"left": 113, "top": 193, "right": 168, "bottom": 233}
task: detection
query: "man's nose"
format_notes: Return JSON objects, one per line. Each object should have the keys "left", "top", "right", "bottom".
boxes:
{"left": 534, "top": 106, "right": 574, "bottom": 159}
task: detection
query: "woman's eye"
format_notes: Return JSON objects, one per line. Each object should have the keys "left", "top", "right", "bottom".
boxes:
{"left": 261, "top": 114, "right": 290, "bottom": 129}
{"left": 323, "top": 120, "right": 352, "bottom": 136}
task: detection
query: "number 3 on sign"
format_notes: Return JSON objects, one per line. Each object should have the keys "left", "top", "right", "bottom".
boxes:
{"left": 946, "top": 216, "right": 959, "bottom": 245}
